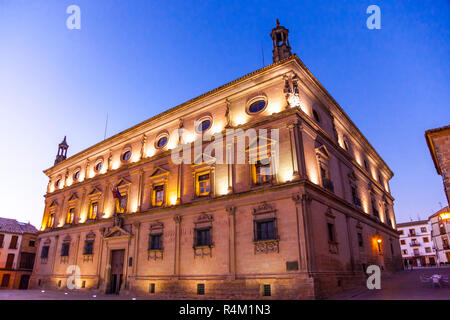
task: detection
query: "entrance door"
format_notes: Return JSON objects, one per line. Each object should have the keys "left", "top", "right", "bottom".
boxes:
{"left": 109, "top": 250, "right": 125, "bottom": 294}
{"left": 19, "top": 275, "right": 30, "bottom": 289}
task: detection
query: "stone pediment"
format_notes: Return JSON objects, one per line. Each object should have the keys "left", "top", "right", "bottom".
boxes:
{"left": 192, "top": 153, "right": 216, "bottom": 166}
{"left": 49, "top": 200, "right": 58, "bottom": 207}
{"left": 88, "top": 186, "right": 103, "bottom": 196}
{"left": 104, "top": 225, "right": 133, "bottom": 240}
{"left": 150, "top": 166, "right": 170, "bottom": 178}
{"left": 68, "top": 193, "right": 79, "bottom": 202}
{"left": 116, "top": 177, "right": 132, "bottom": 187}
{"left": 315, "top": 145, "right": 330, "bottom": 159}
{"left": 247, "top": 135, "right": 276, "bottom": 152}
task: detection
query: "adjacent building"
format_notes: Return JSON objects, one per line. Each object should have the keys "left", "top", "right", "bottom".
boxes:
{"left": 397, "top": 220, "right": 436, "bottom": 267}
{"left": 429, "top": 206, "right": 450, "bottom": 265}
{"left": 0, "top": 218, "right": 38, "bottom": 289}
{"left": 30, "top": 22, "right": 401, "bottom": 299}
{"left": 425, "top": 125, "right": 450, "bottom": 206}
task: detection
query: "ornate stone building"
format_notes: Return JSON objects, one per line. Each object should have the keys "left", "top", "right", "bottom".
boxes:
{"left": 30, "top": 22, "right": 401, "bottom": 299}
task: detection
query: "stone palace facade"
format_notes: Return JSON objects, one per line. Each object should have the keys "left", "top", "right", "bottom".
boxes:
{"left": 30, "top": 21, "right": 402, "bottom": 299}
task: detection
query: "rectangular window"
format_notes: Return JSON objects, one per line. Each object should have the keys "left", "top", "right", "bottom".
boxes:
{"left": 153, "top": 185, "right": 165, "bottom": 206}
{"left": 29, "top": 240, "right": 35, "bottom": 247}
{"left": 195, "top": 228, "right": 211, "bottom": 247}
{"left": 41, "top": 246, "right": 50, "bottom": 259}
{"left": 351, "top": 187, "right": 361, "bottom": 207}
{"left": 357, "top": 232, "right": 364, "bottom": 247}
{"left": 9, "top": 235, "right": 18, "bottom": 249}
{"left": 83, "top": 240, "right": 94, "bottom": 255}
{"left": 197, "top": 173, "right": 211, "bottom": 196}
{"left": 400, "top": 240, "right": 406, "bottom": 245}
{"left": 320, "top": 166, "right": 334, "bottom": 192}
{"left": 409, "top": 229, "right": 416, "bottom": 236}
{"left": 149, "top": 234, "right": 162, "bottom": 250}
{"left": 0, "top": 234, "right": 4, "bottom": 248}
{"left": 263, "top": 284, "right": 271, "bottom": 297}
{"left": 5, "top": 254, "right": 14, "bottom": 269}
{"left": 421, "top": 227, "right": 427, "bottom": 233}
{"left": 413, "top": 248, "right": 419, "bottom": 255}
{"left": 19, "top": 252, "right": 35, "bottom": 270}
{"left": 66, "top": 208, "right": 75, "bottom": 224}
{"left": 89, "top": 202, "right": 98, "bottom": 220}
{"left": 399, "top": 230, "right": 404, "bottom": 235}
{"left": 423, "top": 237, "right": 429, "bottom": 243}
{"left": 1, "top": 274, "right": 10, "bottom": 288}
{"left": 197, "top": 283, "right": 205, "bottom": 295}
{"left": 149, "top": 283, "right": 155, "bottom": 294}
{"left": 255, "top": 220, "right": 276, "bottom": 241}
{"left": 327, "top": 223, "right": 335, "bottom": 242}
{"left": 61, "top": 242, "right": 70, "bottom": 257}
{"left": 425, "top": 247, "right": 431, "bottom": 253}
{"left": 254, "top": 159, "right": 272, "bottom": 184}
{"left": 48, "top": 213, "right": 55, "bottom": 228}
{"left": 371, "top": 199, "right": 379, "bottom": 219}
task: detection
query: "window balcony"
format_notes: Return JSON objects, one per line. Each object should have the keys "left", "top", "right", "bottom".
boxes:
{"left": 410, "top": 242, "right": 420, "bottom": 247}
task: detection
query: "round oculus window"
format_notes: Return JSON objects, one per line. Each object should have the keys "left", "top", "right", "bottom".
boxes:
{"left": 122, "top": 151, "right": 131, "bottom": 161}
{"left": 248, "top": 100, "right": 266, "bottom": 113}
{"left": 197, "top": 119, "right": 211, "bottom": 132}
{"left": 55, "top": 179, "right": 61, "bottom": 187}
{"left": 95, "top": 162, "right": 103, "bottom": 172}
{"left": 73, "top": 171, "right": 80, "bottom": 180}
{"left": 157, "top": 136, "right": 168, "bottom": 148}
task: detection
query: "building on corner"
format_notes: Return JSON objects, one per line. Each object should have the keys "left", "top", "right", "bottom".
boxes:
{"left": 30, "top": 21, "right": 401, "bottom": 299}
{"left": 0, "top": 218, "right": 38, "bottom": 289}
{"left": 396, "top": 220, "right": 436, "bottom": 267}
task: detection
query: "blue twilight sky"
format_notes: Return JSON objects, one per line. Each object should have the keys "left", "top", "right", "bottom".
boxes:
{"left": 0, "top": 0, "right": 449, "bottom": 228}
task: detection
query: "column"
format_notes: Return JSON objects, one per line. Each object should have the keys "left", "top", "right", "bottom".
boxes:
{"left": 173, "top": 215, "right": 182, "bottom": 278}
{"left": 226, "top": 206, "right": 236, "bottom": 279}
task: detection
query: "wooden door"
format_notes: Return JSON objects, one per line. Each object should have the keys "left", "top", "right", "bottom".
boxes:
{"left": 19, "top": 275, "right": 30, "bottom": 289}
{"left": 109, "top": 250, "right": 125, "bottom": 294}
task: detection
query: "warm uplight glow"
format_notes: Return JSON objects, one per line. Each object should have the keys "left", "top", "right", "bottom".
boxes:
{"left": 169, "top": 194, "right": 177, "bottom": 206}
{"left": 66, "top": 177, "right": 73, "bottom": 187}
{"left": 234, "top": 114, "right": 247, "bottom": 126}
{"left": 49, "top": 185, "right": 55, "bottom": 193}
{"left": 440, "top": 213, "right": 450, "bottom": 220}
{"left": 307, "top": 166, "right": 319, "bottom": 185}
{"left": 147, "top": 147, "right": 155, "bottom": 157}
{"left": 268, "top": 102, "right": 283, "bottom": 114}
{"left": 184, "top": 132, "right": 195, "bottom": 144}
{"left": 103, "top": 208, "right": 111, "bottom": 219}
{"left": 131, "top": 153, "right": 140, "bottom": 163}
{"left": 211, "top": 121, "right": 224, "bottom": 134}
{"left": 377, "top": 238, "right": 382, "bottom": 243}
{"left": 89, "top": 170, "right": 95, "bottom": 178}
{"left": 281, "top": 169, "right": 293, "bottom": 183}
{"left": 112, "top": 160, "right": 120, "bottom": 170}
{"left": 131, "top": 201, "right": 138, "bottom": 213}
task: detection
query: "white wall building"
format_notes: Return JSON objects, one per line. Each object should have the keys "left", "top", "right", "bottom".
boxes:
{"left": 397, "top": 220, "right": 436, "bottom": 267}
{"left": 429, "top": 206, "right": 450, "bottom": 265}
